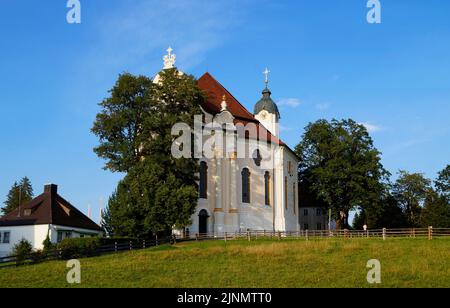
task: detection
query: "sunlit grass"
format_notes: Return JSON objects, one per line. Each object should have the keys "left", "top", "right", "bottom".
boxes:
{"left": 0, "top": 238, "right": 449, "bottom": 288}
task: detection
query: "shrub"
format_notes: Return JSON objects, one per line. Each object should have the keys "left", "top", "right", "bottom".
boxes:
{"left": 12, "top": 239, "right": 33, "bottom": 266}
{"left": 30, "top": 250, "right": 45, "bottom": 264}
{"left": 57, "top": 238, "right": 101, "bottom": 260}
{"left": 42, "top": 235, "right": 55, "bottom": 252}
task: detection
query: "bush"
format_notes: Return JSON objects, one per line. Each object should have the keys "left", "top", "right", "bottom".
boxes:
{"left": 12, "top": 239, "right": 33, "bottom": 266}
{"left": 30, "top": 250, "right": 45, "bottom": 264}
{"left": 42, "top": 235, "right": 55, "bottom": 252}
{"left": 57, "top": 238, "right": 101, "bottom": 260}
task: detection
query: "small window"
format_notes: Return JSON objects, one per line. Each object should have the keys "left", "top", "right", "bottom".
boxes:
{"left": 264, "top": 172, "right": 271, "bottom": 206}
{"left": 3, "top": 232, "right": 10, "bottom": 244}
{"left": 0, "top": 232, "right": 2, "bottom": 243}
{"left": 65, "top": 232, "right": 72, "bottom": 239}
{"left": 24, "top": 209, "right": 32, "bottom": 216}
{"left": 57, "top": 231, "right": 63, "bottom": 243}
{"left": 242, "top": 168, "right": 251, "bottom": 203}
{"left": 304, "top": 209, "right": 308, "bottom": 216}
{"left": 316, "top": 208, "right": 322, "bottom": 216}
{"left": 304, "top": 224, "right": 309, "bottom": 230}
{"left": 253, "top": 150, "right": 262, "bottom": 167}
{"left": 199, "top": 162, "right": 208, "bottom": 199}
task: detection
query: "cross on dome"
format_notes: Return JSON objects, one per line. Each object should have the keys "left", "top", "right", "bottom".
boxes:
{"left": 163, "top": 47, "right": 176, "bottom": 69}
{"left": 263, "top": 67, "right": 270, "bottom": 87}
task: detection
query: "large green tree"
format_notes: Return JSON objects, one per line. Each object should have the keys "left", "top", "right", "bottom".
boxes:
{"left": 420, "top": 188, "right": 450, "bottom": 228}
{"left": 392, "top": 171, "right": 431, "bottom": 227}
{"left": 353, "top": 195, "right": 408, "bottom": 229}
{"left": 295, "top": 119, "right": 389, "bottom": 229}
{"left": 435, "top": 165, "right": 450, "bottom": 198}
{"left": 93, "top": 69, "right": 204, "bottom": 237}
{"left": 92, "top": 73, "right": 155, "bottom": 173}
{"left": 2, "top": 177, "right": 34, "bottom": 215}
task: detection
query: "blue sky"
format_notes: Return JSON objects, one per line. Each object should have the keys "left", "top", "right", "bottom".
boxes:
{"left": 1, "top": 0, "right": 449, "bottom": 223}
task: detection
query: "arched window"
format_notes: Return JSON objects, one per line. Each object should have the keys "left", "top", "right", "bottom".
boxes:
{"left": 241, "top": 168, "right": 251, "bottom": 203}
{"left": 264, "top": 172, "right": 271, "bottom": 206}
{"left": 199, "top": 162, "right": 208, "bottom": 199}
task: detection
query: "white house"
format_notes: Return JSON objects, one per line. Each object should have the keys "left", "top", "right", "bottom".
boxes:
{"left": 0, "top": 184, "right": 103, "bottom": 257}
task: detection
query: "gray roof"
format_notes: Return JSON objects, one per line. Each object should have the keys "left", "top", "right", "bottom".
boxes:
{"left": 254, "top": 87, "right": 280, "bottom": 118}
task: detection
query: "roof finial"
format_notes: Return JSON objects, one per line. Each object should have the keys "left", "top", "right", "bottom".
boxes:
{"left": 263, "top": 67, "right": 270, "bottom": 88}
{"left": 163, "top": 47, "right": 176, "bottom": 69}
{"left": 221, "top": 95, "right": 228, "bottom": 112}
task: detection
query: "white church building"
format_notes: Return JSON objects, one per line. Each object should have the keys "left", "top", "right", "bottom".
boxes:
{"left": 159, "top": 48, "right": 300, "bottom": 235}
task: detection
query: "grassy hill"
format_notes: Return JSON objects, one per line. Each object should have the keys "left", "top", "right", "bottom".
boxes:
{"left": 1, "top": 238, "right": 449, "bottom": 288}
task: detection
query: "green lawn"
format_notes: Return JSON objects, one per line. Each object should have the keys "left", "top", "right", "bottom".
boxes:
{"left": 1, "top": 238, "right": 449, "bottom": 288}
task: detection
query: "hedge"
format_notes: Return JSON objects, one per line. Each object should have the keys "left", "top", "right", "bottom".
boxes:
{"left": 57, "top": 238, "right": 101, "bottom": 260}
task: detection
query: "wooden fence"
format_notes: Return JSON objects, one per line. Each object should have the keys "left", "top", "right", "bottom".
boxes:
{"left": 187, "top": 227, "right": 450, "bottom": 242}
{"left": 1, "top": 227, "right": 449, "bottom": 267}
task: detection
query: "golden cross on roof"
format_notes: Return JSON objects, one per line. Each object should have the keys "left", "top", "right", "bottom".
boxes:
{"left": 263, "top": 67, "right": 270, "bottom": 87}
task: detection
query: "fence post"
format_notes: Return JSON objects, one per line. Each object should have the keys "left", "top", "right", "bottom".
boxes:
{"left": 195, "top": 233, "right": 199, "bottom": 241}
{"left": 224, "top": 232, "right": 227, "bottom": 242}
{"left": 114, "top": 241, "right": 117, "bottom": 253}
{"left": 143, "top": 240, "right": 146, "bottom": 249}
{"left": 278, "top": 231, "right": 281, "bottom": 241}
{"left": 382, "top": 228, "right": 386, "bottom": 241}
{"left": 305, "top": 230, "right": 309, "bottom": 241}
{"left": 155, "top": 235, "right": 159, "bottom": 246}
{"left": 173, "top": 234, "right": 177, "bottom": 244}
{"left": 129, "top": 241, "right": 132, "bottom": 250}
{"left": 428, "top": 226, "right": 433, "bottom": 240}
{"left": 247, "top": 231, "right": 251, "bottom": 241}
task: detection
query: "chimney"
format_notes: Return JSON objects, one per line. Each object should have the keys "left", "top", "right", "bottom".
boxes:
{"left": 44, "top": 184, "right": 58, "bottom": 196}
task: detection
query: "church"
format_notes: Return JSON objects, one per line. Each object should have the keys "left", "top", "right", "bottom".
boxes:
{"left": 159, "top": 48, "right": 300, "bottom": 235}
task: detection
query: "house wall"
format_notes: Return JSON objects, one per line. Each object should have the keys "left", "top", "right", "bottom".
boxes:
{"left": 298, "top": 207, "right": 337, "bottom": 230}
{"left": 0, "top": 224, "right": 103, "bottom": 257}
{"left": 0, "top": 225, "right": 49, "bottom": 257}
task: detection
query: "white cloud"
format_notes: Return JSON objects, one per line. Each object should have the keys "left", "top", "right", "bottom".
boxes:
{"left": 89, "top": 0, "right": 243, "bottom": 73}
{"left": 315, "top": 103, "right": 330, "bottom": 111}
{"left": 277, "top": 98, "right": 301, "bottom": 108}
{"left": 360, "top": 122, "right": 383, "bottom": 133}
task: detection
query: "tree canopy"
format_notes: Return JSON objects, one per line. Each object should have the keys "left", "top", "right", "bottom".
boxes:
{"left": 2, "top": 177, "right": 34, "bottom": 215}
{"left": 392, "top": 171, "right": 431, "bottom": 227}
{"left": 93, "top": 69, "right": 204, "bottom": 237}
{"left": 295, "top": 119, "right": 389, "bottom": 229}
{"left": 435, "top": 165, "right": 450, "bottom": 198}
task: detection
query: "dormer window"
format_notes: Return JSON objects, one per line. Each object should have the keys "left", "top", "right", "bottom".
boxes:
{"left": 24, "top": 209, "right": 32, "bottom": 216}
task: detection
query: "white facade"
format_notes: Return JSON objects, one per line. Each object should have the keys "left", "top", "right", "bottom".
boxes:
{"left": 0, "top": 224, "right": 103, "bottom": 257}
{"left": 182, "top": 108, "right": 300, "bottom": 236}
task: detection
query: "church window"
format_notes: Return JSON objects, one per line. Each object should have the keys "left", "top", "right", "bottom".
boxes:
{"left": 253, "top": 149, "right": 262, "bottom": 167}
{"left": 199, "top": 162, "right": 208, "bottom": 199}
{"left": 284, "top": 177, "right": 288, "bottom": 209}
{"left": 242, "top": 168, "right": 251, "bottom": 203}
{"left": 264, "top": 172, "right": 271, "bottom": 206}
{"left": 293, "top": 183, "right": 296, "bottom": 215}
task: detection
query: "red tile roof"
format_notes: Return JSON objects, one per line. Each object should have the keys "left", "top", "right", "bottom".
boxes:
{"left": 0, "top": 184, "right": 102, "bottom": 232}
{"left": 197, "top": 72, "right": 287, "bottom": 147}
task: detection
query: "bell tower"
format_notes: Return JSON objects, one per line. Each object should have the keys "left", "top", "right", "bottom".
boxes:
{"left": 254, "top": 68, "right": 280, "bottom": 137}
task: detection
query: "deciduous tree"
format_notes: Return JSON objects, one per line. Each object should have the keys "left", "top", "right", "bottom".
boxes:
{"left": 295, "top": 119, "right": 389, "bottom": 229}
